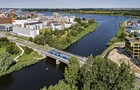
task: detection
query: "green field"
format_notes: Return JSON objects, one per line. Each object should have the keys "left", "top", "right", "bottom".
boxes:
{"left": 0, "top": 45, "right": 43, "bottom": 76}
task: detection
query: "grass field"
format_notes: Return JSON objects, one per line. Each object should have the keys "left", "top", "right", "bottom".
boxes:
{"left": 0, "top": 45, "right": 43, "bottom": 76}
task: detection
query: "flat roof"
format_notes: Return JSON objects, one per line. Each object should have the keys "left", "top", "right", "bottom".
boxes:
{"left": 13, "top": 26, "right": 39, "bottom": 31}
{"left": 0, "top": 24, "right": 13, "bottom": 27}
{"left": 127, "top": 26, "right": 140, "bottom": 30}
{"left": 25, "top": 22, "right": 43, "bottom": 25}
{"left": 125, "top": 37, "right": 140, "bottom": 43}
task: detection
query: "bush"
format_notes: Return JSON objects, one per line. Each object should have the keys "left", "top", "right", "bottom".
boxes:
{"left": 6, "top": 44, "right": 19, "bottom": 55}
{"left": 28, "top": 37, "right": 33, "bottom": 42}
{"left": 24, "top": 47, "right": 33, "bottom": 54}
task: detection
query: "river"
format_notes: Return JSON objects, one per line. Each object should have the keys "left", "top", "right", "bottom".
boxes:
{"left": 0, "top": 13, "right": 135, "bottom": 90}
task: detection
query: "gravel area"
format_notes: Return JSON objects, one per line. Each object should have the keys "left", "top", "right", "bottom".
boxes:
{"left": 107, "top": 47, "right": 140, "bottom": 74}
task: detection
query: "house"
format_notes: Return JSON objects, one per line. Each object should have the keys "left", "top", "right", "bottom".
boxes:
{"left": 13, "top": 26, "right": 39, "bottom": 38}
{"left": 0, "top": 24, "right": 13, "bottom": 32}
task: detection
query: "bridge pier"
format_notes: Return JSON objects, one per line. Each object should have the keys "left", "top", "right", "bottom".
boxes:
{"left": 56, "top": 59, "right": 60, "bottom": 65}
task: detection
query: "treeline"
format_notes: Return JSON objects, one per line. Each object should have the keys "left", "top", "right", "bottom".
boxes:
{"left": 106, "top": 22, "right": 127, "bottom": 46}
{"left": 41, "top": 55, "right": 135, "bottom": 90}
{"left": 31, "top": 18, "right": 97, "bottom": 50}
{"left": 23, "top": 9, "right": 140, "bottom": 17}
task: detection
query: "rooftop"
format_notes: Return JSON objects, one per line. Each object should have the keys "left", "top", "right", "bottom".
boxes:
{"left": 25, "top": 22, "right": 43, "bottom": 25}
{"left": 0, "top": 24, "right": 13, "bottom": 27}
{"left": 125, "top": 37, "right": 140, "bottom": 43}
{"left": 127, "top": 26, "right": 140, "bottom": 30}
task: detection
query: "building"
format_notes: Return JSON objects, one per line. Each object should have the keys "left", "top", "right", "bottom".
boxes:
{"left": 64, "top": 22, "right": 72, "bottom": 28}
{"left": 25, "top": 22, "right": 44, "bottom": 30}
{"left": 127, "top": 26, "right": 140, "bottom": 33}
{"left": 0, "top": 10, "right": 15, "bottom": 24}
{"left": 13, "top": 20, "right": 27, "bottom": 27}
{"left": 13, "top": 26, "right": 39, "bottom": 38}
{"left": 46, "top": 13, "right": 75, "bottom": 23}
{"left": 51, "top": 23, "right": 64, "bottom": 31}
{"left": 0, "top": 17, "right": 13, "bottom": 24}
{"left": 125, "top": 35, "right": 140, "bottom": 60}
{"left": 0, "top": 24, "right": 13, "bottom": 32}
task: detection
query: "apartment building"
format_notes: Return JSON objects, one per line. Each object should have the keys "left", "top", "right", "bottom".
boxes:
{"left": 125, "top": 35, "right": 140, "bottom": 60}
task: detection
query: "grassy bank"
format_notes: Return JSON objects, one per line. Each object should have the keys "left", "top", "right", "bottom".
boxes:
{"left": 0, "top": 46, "right": 42, "bottom": 76}
{"left": 106, "top": 22, "right": 127, "bottom": 46}
{"left": 33, "top": 20, "right": 98, "bottom": 50}
{"left": 62, "top": 22, "right": 98, "bottom": 49}
{"left": 101, "top": 42, "right": 124, "bottom": 58}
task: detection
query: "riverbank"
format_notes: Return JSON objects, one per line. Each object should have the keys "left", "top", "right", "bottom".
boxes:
{"left": 0, "top": 45, "right": 43, "bottom": 76}
{"left": 37, "top": 21, "right": 99, "bottom": 50}
{"left": 61, "top": 10, "right": 140, "bottom": 19}
{"left": 106, "top": 22, "right": 127, "bottom": 46}
{"left": 62, "top": 22, "right": 98, "bottom": 50}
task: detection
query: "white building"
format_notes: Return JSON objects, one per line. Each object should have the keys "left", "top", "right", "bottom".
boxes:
{"left": 64, "top": 23, "right": 72, "bottom": 28}
{"left": 25, "top": 22, "right": 44, "bottom": 30}
{"left": 51, "top": 23, "right": 64, "bottom": 31}
{"left": 13, "top": 20, "right": 27, "bottom": 27}
{"left": 68, "top": 16, "right": 75, "bottom": 22}
{"left": 13, "top": 26, "right": 39, "bottom": 38}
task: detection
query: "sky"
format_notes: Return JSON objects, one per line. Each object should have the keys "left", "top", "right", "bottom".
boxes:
{"left": 0, "top": 0, "right": 140, "bottom": 8}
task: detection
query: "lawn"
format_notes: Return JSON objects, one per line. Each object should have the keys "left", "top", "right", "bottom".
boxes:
{"left": 0, "top": 45, "right": 43, "bottom": 76}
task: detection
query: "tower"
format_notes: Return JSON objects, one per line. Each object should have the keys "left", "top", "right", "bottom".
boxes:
{"left": 31, "top": 11, "right": 36, "bottom": 18}
{"left": 10, "top": 9, "right": 15, "bottom": 22}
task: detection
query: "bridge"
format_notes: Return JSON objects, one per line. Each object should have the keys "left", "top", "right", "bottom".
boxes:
{"left": 5, "top": 36, "right": 86, "bottom": 65}
{"left": 40, "top": 48, "right": 86, "bottom": 65}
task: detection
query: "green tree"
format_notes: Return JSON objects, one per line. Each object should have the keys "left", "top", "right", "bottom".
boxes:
{"left": 79, "top": 56, "right": 135, "bottom": 90}
{"left": 64, "top": 57, "right": 80, "bottom": 87}
{"left": 34, "top": 35, "right": 46, "bottom": 45}
{"left": 46, "top": 80, "right": 77, "bottom": 90}
{"left": 0, "top": 37, "right": 9, "bottom": 45}
{"left": 24, "top": 46, "right": 33, "bottom": 54}
{"left": 0, "top": 52, "right": 13, "bottom": 73}
{"left": 88, "top": 19, "right": 94, "bottom": 24}
{"left": 74, "top": 18, "right": 81, "bottom": 24}
{"left": 28, "top": 37, "right": 33, "bottom": 42}
{"left": 6, "top": 44, "right": 19, "bottom": 55}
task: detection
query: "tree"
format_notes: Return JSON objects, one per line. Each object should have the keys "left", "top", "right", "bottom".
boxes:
{"left": 74, "top": 18, "right": 81, "bottom": 24}
{"left": 34, "top": 35, "right": 46, "bottom": 45}
{"left": 24, "top": 47, "right": 33, "bottom": 54}
{"left": 82, "top": 18, "right": 86, "bottom": 20}
{"left": 64, "top": 57, "right": 80, "bottom": 87}
{"left": 44, "top": 80, "right": 77, "bottom": 90}
{"left": 88, "top": 19, "right": 94, "bottom": 24}
{"left": 79, "top": 56, "right": 135, "bottom": 90}
{"left": 0, "top": 52, "right": 13, "bottom": 73}
{"left": 6, "top": 44, "right": 19, "bottom": 55}
{"left": 28, "top": 37, "right": 33, "bottom": 42}
{"left": 0, "top": 37, "right": 9, "bottom": 45}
